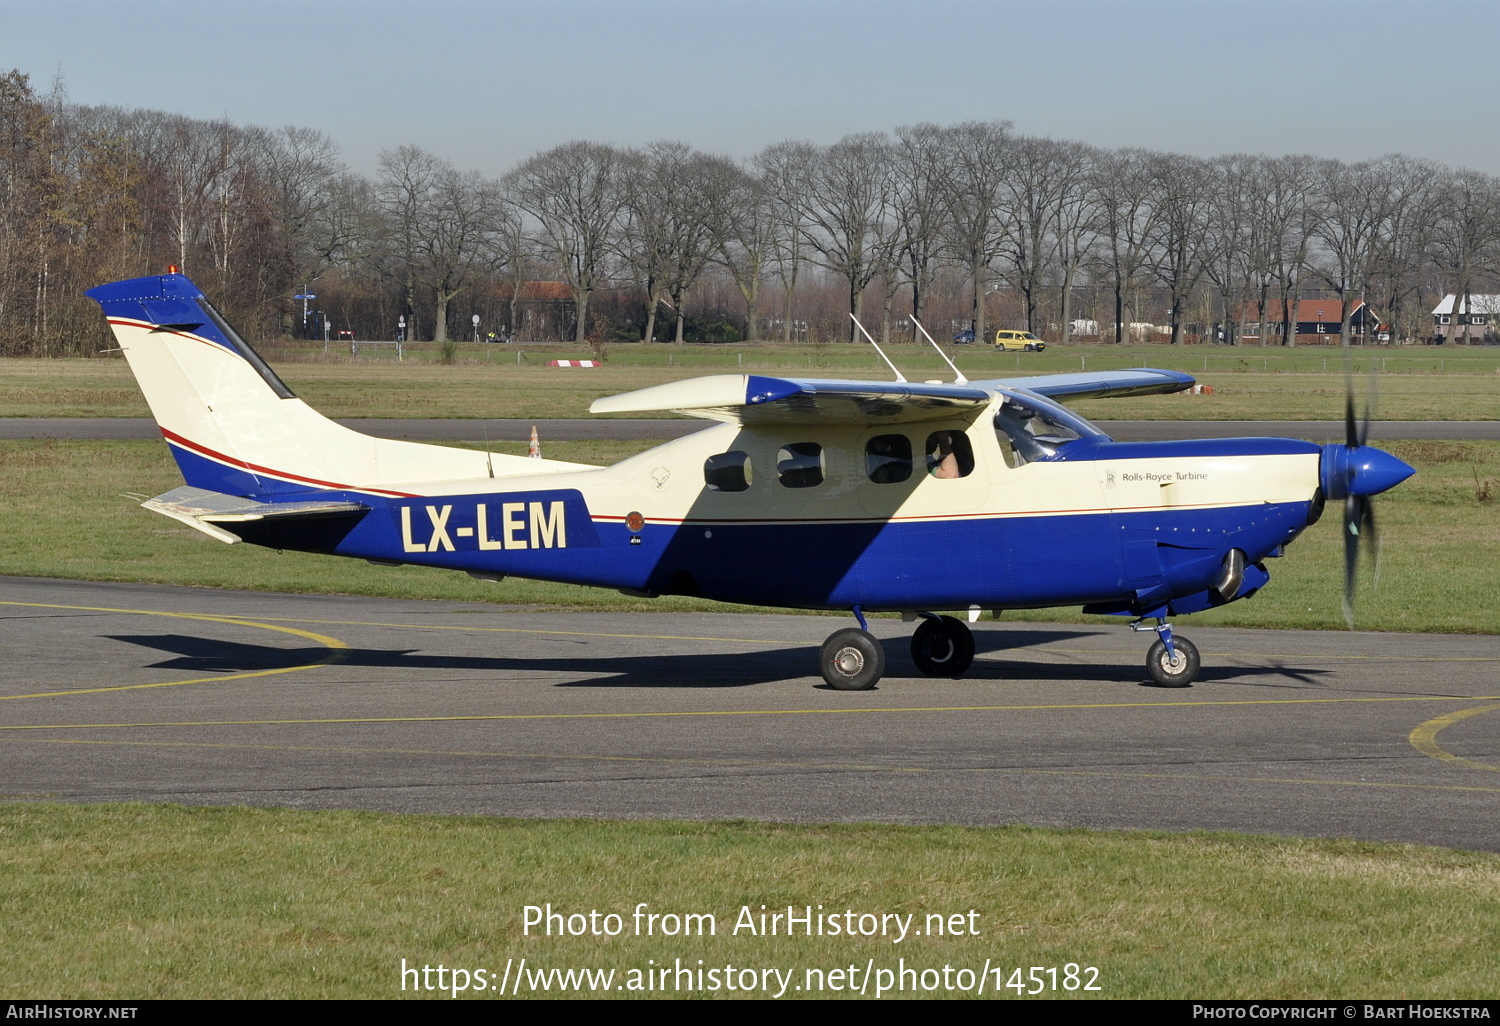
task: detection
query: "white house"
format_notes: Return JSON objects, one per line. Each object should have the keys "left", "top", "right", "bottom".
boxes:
{"left": 1432, "top": 294, "right": 1500, "bottom": 341}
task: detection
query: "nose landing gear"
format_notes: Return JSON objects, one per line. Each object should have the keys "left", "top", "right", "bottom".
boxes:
{"left": 1133, "top": 616, "right": 1200, "bottom": 687}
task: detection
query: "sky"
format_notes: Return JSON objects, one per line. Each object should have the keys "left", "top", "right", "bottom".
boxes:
{"left": 3, "top": 0, "right": 1496, "bottom": 178}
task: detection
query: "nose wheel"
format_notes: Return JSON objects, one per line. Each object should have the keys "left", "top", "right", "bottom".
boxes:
{"left": 1134, "top": 617, "right": 1200, "bottom": 687}
{"left": 910, "top": 614, "right": 974, "bottom": 677}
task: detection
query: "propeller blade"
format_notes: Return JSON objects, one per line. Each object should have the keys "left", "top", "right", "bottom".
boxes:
{"left": 1344, "top": 391, "right": 1359, "bottom": 450}
{"left": 1362, "top": 495, "right": 1381, "bottom": 588}
{"left": 1343, "top": 494, "right": 1360, "bottom": 629}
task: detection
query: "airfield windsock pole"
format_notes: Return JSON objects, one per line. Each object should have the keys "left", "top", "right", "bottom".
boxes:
{"left": 529, "top": 425, "right": 541, "bottom": 459}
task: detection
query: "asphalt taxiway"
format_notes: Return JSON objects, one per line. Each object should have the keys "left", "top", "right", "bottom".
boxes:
{"left": 3, "top": 576, "right": 1497, "bottom": 850}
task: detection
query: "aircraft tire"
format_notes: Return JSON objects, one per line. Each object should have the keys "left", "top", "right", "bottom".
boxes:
{"left": 910, "top": 616, "right": 975, "bottom": 677}
{"left": 1146, "top": 636, "right": 1200, "bottom": 687}
{"left": 820, "top": 629, "right": 885, "bottom": 690}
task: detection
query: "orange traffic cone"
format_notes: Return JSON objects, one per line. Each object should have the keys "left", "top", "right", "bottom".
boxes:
{"left": 529, "top": 425, "right": 541, "bottom": 459}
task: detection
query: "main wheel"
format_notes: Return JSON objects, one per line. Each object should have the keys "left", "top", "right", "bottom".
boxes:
{"left": 910, "top": 616, "right": 975, "bottom": 677}
{"left": 820, "top": 628, "right": 885, "bottom": 690}
{"left": 1146, "top": 636, "right": 1200, "bottom": 687}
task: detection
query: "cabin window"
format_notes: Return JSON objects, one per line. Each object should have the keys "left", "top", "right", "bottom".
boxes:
{"left": 925, "top": 430, "right": 974, "bottom": 479}
{"left": 777, "top": 442, "right": 824, "bottom": 488}
{"left": 704, "top": 451, "right": 753, "bottom": 492}
{"left": 865, "top": 434, "right": 912, "bottom": 484}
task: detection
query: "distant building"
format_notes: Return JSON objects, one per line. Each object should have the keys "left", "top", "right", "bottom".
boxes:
{"left": 1236, "top": 299, "right": 1378, "bottom": 343}
{"left": 1431, "top": 294, "right": 1500, "bottom": 342}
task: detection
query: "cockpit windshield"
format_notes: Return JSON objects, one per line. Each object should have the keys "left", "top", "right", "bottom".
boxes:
{"left": 993, "top": 390, "right": 1108, "bottom": 466}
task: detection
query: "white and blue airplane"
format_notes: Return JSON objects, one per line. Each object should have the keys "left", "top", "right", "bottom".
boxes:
{"left": 88, "top": 272, "right": 1414, "bottom": 690}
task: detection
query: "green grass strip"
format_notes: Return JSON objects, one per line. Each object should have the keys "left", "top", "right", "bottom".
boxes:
{"left": 2, "top": 803, "right": 1499, "bottom": 999}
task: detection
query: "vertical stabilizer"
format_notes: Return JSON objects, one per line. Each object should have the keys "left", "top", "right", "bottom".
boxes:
{"left": 86, "top": 273, "right": 512, "bottom": 496}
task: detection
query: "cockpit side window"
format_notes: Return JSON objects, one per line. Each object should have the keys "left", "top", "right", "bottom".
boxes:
{"left": 994, "top": 397, "right": 1089, "bottom": 465}
{"left": 704, "top": 451, "right": 753, "bottom": 492}
{"left": 865, "top": 434, "right": 912, "bottom": 484}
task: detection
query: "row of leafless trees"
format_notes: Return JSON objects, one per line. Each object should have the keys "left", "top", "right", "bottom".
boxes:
{"left": 4, "top": 68, "right": 1499, "bottom": 355}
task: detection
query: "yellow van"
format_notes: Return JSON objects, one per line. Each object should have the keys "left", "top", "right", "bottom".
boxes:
{"left": 994, "top": 330, "right": 1046, "bottom": 351}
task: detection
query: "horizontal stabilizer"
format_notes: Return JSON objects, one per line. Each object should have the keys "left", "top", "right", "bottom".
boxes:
{"left": 141, "top": 485, "right": 368, "bottom": 544}
{"left": 590, "top": 374, "right": 993, "bottom": 425}
{"left": 976, "top": 368, "right": 1195, "bottom": 401}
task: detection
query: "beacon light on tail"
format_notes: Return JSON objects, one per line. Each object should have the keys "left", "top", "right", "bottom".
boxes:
{"left": 88, "top": 272, "right": 1414, "bottom": 690}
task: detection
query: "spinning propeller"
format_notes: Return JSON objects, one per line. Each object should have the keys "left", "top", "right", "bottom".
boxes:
{"left": 1323, "top": 361, "right": 1414, "bottom": 628}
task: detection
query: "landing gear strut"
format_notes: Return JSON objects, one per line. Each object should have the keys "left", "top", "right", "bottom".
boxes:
{"left": 910, "top": 614, "right": 974, "bottom": 677}
{"left": 1132, "top": 617, "right": 1200, "bottom": 687}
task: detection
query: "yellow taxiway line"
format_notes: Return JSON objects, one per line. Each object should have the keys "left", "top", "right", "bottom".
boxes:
{"left": 0, "top": 601, "right": 347, "bottom": 700}
{"left": 1409, "top": 703, "right": 1500, "bottom": 772}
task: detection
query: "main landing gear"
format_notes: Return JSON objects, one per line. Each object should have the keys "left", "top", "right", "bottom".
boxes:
{"left": 1132, "top": 616, "right": 1200, "bottom": 688}
{"left": 818, "top": 609, "right": 974, "bottom": 690}
{"left": 817, "top": 610, "right": 1201, "bottom": 690}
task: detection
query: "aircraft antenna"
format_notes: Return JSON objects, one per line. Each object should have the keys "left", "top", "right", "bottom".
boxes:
{"left": 909, "top": 316, "right": 968, "bottom": 384}
{"left": 849, "top": 314, "right": 907, "bottom": 382}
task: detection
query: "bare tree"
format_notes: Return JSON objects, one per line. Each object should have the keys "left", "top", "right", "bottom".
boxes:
{"left": 1092, "top": 148, "right": 1159, "bottom": 344}
{"left": 505, "top": 140, "right": 624, "bottom": 343}
{"left": 999, "top": 135, "right": 1078, "bottom": 334}
{"left": 1254, "top": 154, "right": 1320, "bottom": 347}
{"left": 1312, "top": 156, "right": 1419, "bottom": 346}
{"left": 258, "top": 125, "right": 349, "bottom": 316}
{"left": 375, "top": 145, "right": 440, "bottom": 340}
{"left": 799, "top": 132, "right": 896, "bottom": 342}
{"left": 935, "top": 120, "right": 1013, "bottom": 345}
{"left": 891, "top": 123, "right": 951, "bottom": 340}
{"left": 420, "top": 164, "right": 506, "bottom": 342}
{"left": 1148, "top": 152, "right": 1215, "bottom": 344}
{"left": 618, "top": 142, "right": 724, "bottom": 344}
{"left": 1202, "top": 154, "right": 1260, "bottom": 345}
{"left": 1428, "top": 167, "right": 1495, "bottom": 344}
{"left": 705, "top": 155, "right": 774, "bottom": 341}
{"left": 755, "top": 140, "right": 817, "bottom": 341}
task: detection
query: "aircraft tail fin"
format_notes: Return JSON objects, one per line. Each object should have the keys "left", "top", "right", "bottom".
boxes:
{"left": 87, "top": 273, "right": 571, "bottom": 497}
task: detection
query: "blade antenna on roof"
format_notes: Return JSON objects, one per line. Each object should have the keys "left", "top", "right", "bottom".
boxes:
{"left": 849, "top": 314, "right": 907, "bottom": 383}
{"left": 909, "top": 315, "right": 968, "bottom": 384}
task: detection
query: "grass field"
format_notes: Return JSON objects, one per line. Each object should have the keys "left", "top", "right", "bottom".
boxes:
{"left": 3, "top": 803, "right": 1499, "bottom": 999}
{"left": 0, "top": 436, "right": 1495, "bottom": 633}
{"left": 2, "top": 346, "right": 1498, "bottom": 421}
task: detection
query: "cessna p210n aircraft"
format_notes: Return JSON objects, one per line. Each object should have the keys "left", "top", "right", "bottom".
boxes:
{"left": 88, "top": 272, "right": 1415, "bottom": 690}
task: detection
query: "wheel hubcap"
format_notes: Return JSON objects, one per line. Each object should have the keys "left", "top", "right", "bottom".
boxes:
{"left": 834, "top": 647, "right": 864, "bottom": 676}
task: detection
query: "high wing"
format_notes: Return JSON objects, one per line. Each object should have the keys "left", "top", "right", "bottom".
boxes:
{"left": 972, "top": 368, "right": 1195, "bottom": 401}
{"left": 588, "top": 368, "right": 1193, "bottom": 424}
{"left": 589, "top": 373, "right": 994, "bottom": 425}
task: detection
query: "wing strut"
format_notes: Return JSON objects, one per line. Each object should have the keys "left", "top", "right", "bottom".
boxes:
{"left": 909, "top": 316, "right": 969, "bottom": 384}
{"left": 850, "top": 314, "right": 907, "bottom": 383}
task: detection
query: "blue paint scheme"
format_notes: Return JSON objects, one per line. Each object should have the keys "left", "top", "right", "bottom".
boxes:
{"left": 978, "top": 368, "right": 1196, "bottom": 400}
{"left": 744, "top": 376, "right": 993, "bottom": 404}
{"left": 1049, "top": 436, "right": 1321, "bottom": 462}
{"left": 277, "top": 482, "right": 1314, "bottom": 615}
{"left": 1321, "top": 442, "right": 1416, "bottom": 498}
{"left": 86, "top": 274, "right": 236, "bottom": 355}
{"left": 165, "top": 440, "right": 318, "bottom": 497}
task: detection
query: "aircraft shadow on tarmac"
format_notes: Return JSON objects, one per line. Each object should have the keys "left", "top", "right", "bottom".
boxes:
{"left": 103, "top": 629, "right": 1334, "bottom": 691}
